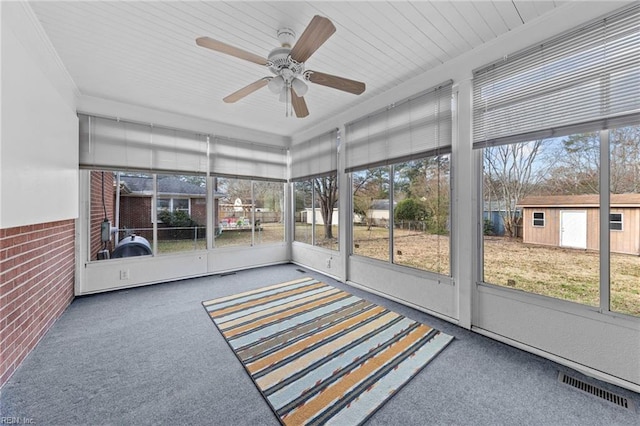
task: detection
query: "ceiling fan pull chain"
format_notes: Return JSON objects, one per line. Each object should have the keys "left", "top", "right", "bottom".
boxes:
{"left": 287, "top": 83, "right": 291, "bottom": 117}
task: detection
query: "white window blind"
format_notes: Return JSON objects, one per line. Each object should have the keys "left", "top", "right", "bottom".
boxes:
{"left": 473, "top": 4, "right": 640, "bottom": 147}
{"left": 345, "top": 81, "right": 452, "bottom": 172}
{"left": 210, "top": 136, "right": 287, "bottom": 181}
{"left": 79, "top": 114, "right": 208, "bottom": 174}
{"left": 290, "top": 129, "right": 338, "bottom": 180}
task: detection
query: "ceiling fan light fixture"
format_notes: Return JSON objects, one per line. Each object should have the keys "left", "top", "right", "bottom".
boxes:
{"left": 268, "top": 75, "right": 285, "bottom": 94}
{"left": 291, "top": 78, "right": 308, "bottom": 97}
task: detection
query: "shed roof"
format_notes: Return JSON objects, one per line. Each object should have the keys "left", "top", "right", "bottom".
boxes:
{"left": 518, "top": 194, "right": 640, "bottom": 208}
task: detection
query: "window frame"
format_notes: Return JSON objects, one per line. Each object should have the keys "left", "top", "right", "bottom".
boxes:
{"left": 609, "top": 212, "right": 623, "bottom": 231}
{"left": 350, "top": 153, "right": 452, "bottom": 276}
{"left": 532, "top": 211, "right": 545, "bottom": 227}
{"left": 155, "top": 197, "right": 192, "bottom": 223}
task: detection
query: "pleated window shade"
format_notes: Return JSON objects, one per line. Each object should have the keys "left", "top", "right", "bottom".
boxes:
{"left": 290, "top": 129, "right": 338, "bottom": 181}
{"left": 473, "top": 4, "right": 640, "bottom": 147}
{"left": 345, "top": 81, "right": 453, "bottom": 172}
{"left": 210, "top": 136, "right": 288, "bottom": 181}
{"left": 79, "top": 114, "right": 208, "bottom": 174}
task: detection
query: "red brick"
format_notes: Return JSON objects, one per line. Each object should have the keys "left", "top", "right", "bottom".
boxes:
{"left": 0, "top": 219, "right": 74, "bottom": 388}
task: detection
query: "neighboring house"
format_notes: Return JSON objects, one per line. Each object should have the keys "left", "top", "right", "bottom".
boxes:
{"left": 304, "top": 208, "right": 339, "bottom": 225}
{"left": 118, "top": 175, "right": 207, "bottom": 236}
{"left": 358, "top": 199, "right": 396, "bottom": 226}
{"left": 518, "top": 194, "right": 640, "bottom": 255}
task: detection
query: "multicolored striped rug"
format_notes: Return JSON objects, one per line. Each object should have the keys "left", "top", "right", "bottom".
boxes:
{"left": 202, "top": 277, "right": 453, "bottom": 425}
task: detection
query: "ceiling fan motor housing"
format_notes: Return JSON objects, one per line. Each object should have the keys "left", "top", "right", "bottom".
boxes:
{"left": 268, "top": 48, "right": 304, "bottom": 78}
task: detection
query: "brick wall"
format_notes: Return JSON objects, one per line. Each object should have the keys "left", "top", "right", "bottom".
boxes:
{"left": 90, "top": 171, "right": 115, "bottom": 260}
{"left": 119, "top": 196, "right": 154, "bottom": 241}
{"left": 0, "top": 220, "right": 75, "bottom": 387}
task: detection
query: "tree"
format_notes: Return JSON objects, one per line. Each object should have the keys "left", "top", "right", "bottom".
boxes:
{"left": 543, "top": 127, "right": 640, "bottom": 196}
{"left": 610, "top": 126, "right": 640, "bottom": 194}
{"left": 178, "top": 175, "right": 206, "bottom": 188}
{"left": 352, "top": 167, "right": 389, "bottom": 230}
{"left": 545, "top": 133, "right": 600, "bottom": 195}
{"left": 254, "top": 181, "right": 283, "bottom": 222}
{"left": 217, "top": 178, "right": 252, "bottom": 205}
{"left": 313, "top": 175, "right": 338, "bottom": 240}
{"left": 395, "top": 156, "right": 451, "bottom": 234}
{"left": 484, "top": 140, "right": 549, "bottom": 237}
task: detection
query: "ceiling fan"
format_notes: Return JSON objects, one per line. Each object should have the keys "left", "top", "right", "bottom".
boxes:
{"left": 196, "top": 15, "right": 366, "bottom": 118}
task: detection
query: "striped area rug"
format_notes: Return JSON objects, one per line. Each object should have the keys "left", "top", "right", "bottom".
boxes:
{"left": 202, "top": 277, "right": 453, "bottom": 425}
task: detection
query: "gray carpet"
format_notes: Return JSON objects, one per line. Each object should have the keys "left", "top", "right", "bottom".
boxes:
{"left": 1, "top": 263, "right": 638, "bottom": 425}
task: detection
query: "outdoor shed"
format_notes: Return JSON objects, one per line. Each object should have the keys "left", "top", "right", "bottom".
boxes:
{"left": 518, "top": 194, "right": 640, "bottom": 255}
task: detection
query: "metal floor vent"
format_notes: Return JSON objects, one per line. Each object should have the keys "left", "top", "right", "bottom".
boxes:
{"left": 558, "top": 372, "right": 635, "bottom": 412}
{"left": 218, "top": 272, "right": 236, "bottom": 277}
{"left": 296, "top": 268, "right": 306, "bottom": 273}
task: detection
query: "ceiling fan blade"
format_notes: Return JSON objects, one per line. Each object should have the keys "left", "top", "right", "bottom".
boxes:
{"left": 196, "top": 37, "right": 268, "bottom": 66}
{"left": 289, "top": 15, "right": 336, "bottom": 63}
{"left": 291, "top": 89, "right": 309, "bottom": 118}
{"left": 223, "top": 78, "right": 270, "bottom": 103}
{"left": 306, "top": 71, "right": 366, "bottom": 95}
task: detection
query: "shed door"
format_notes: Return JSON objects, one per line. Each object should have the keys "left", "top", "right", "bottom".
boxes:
{"left": 560, "top": 210, "right": 587, "bottom": 249}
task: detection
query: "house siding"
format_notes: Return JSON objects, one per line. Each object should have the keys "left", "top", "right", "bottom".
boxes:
{"left": 0, "top": 220, "right": 75, "bottom": 387}
{"left": 522, "top": 207, "right": 640, "bottom": 255}
{"left": 610, "top": 208, "right": 640, "bottom": 255}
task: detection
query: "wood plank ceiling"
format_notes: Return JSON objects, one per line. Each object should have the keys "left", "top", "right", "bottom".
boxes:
{"left": 28, "top": 1, "right": 565, "bottom": 137}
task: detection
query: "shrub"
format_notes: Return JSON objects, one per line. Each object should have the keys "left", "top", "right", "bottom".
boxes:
{"left": 484, "top": 218, "right": 495, "bottom": 236}
{"left": 158, "top": 210, "right": 203, "bottom": 239}
{"left": 394, "top": 198, "right": 427, "bottom": 222}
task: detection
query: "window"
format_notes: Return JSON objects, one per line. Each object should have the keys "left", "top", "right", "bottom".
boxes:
{"left": 393, "top": 156, "right": 450, "bottom": 275}
{"left": 352, "top": 167, "right": 390, "bottom": 262}
{"left": 88, "top": 171, "right": 208, "bottom": 259}
{"left": 156, "top": 174, "right": 206, "bottom": 254}
{"left": 293, "top": 175, "right": 339, "bottom": 250}
{"left": 294, "top": 181, "right": 313, "bottom": 245}
{"left": 609, "top": 124, "right": 640, "bottom": 317}
{"left": 609, "top": 213, "right": 623, "bottom": 231}
{"left": 157, "top": 198, "right": 190, "bottom": 215}
{"left": 351, "top": 154, "right": 451, "bottom": 275}
{"left": 213, "top": 177, "right": 285, "bottom": 248}
{"left": 215, "top": 177, "right": 253, "bottom": 248}
{"left": 474, "top": 5, "right": 639, "bottom": 317}
{"left": 313, "top": 175, "right": 339, "bottom": 250}
{"left": 533, "top": 212, "right": 545, "bottom": 227}
{"left": 253, "top": 181, "right": 285, "bottom": 245}
{"left": 482, "top": 134, "right": 600, "bottom": 308}
{"left": 89, "top": 171, "right": 156, "bottom": 261}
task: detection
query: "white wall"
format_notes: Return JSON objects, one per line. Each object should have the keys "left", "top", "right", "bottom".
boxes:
{"left": 0, "top": 2, "right": 79, "bottom": 228}
{"left": 79, "top": 243, "right": 288, "bottom": 294}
